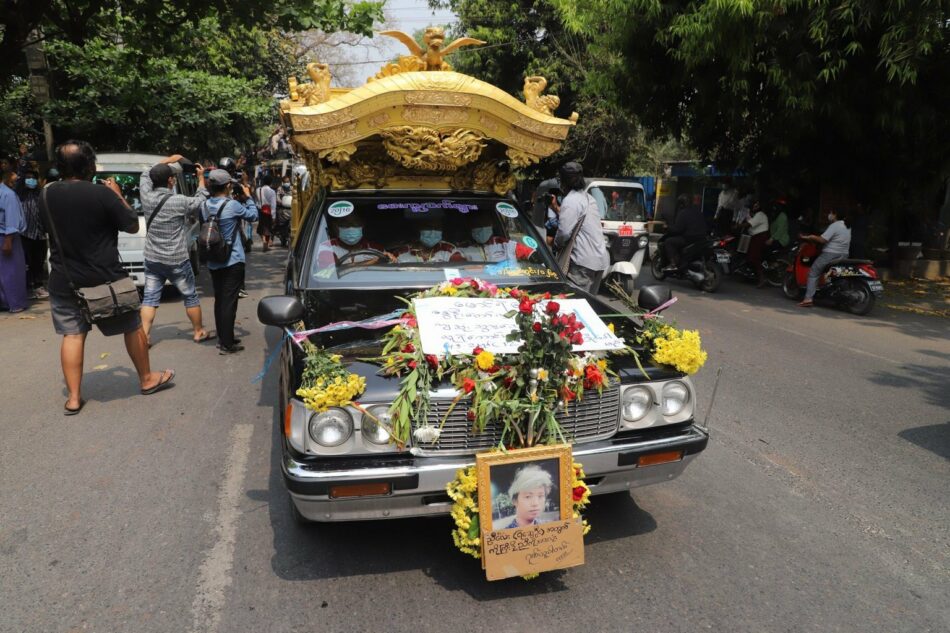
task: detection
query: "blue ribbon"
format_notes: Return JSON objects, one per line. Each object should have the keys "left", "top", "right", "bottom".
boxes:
{"left": 251, "top": 328, "right": 293, "bottom": 384}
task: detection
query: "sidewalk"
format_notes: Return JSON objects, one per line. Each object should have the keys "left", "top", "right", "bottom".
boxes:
{"left": 880, "top": 276, "right": 950, "bottom": 318}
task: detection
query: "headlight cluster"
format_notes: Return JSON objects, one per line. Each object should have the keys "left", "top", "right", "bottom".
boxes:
{"left": 303, "top": 404, "right": 395, "bottom": 452}
{"left": 620, "top": 380, "right": 692, "bottom": 428}
{"left": 361, "top": 405, "right": 392, "bottom": 445}
{"left": 308, "top": 408, "right": 353, "bottom": 447}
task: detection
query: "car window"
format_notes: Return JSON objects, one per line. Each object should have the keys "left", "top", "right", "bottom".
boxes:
{"left": 304, "top": 196, "right": 559, "bottom": 288}
{"left": 94, "top": 171, "right": 143, "bottom": 215}
{"left": 589, "top": 186, "right": 646, "bottom": 222}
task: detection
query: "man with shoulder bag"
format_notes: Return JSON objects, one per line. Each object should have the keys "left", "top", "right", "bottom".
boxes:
{"left": 43, "top": 141, "right": 175, "bottom": 415}
{"left": 553, "top": 161, "right": 609, "bottom": 294}
{"left": 200, "top": 169, "right": 258, "bottom": 354}
{"left": 139, "top": 154, "right": 213, "bottom": 345}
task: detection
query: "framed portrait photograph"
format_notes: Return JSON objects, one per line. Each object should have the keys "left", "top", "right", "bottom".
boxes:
{"left": 476, "top": 444, "right": 573, "bottom": 533}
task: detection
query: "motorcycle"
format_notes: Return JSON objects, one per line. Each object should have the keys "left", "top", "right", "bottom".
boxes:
{"left": 273, "top": 194, "right": 292, "bottom": 247}
{"left": 651, "top": 234, "right": 729, "bottom": 293}
{"left": 719, "top": 234, "right": 788, "bottom": 287}
{"left": 782, "top": 242, "right": 883, "bottom": 315}
{"left": 602, "top": 227, "right": 650, "bottom": 295}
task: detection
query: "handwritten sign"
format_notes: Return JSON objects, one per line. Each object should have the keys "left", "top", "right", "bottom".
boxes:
{"left": 414, "top": 297, "right": 625, "bottom": 356}
{"left": 483, "top": 519, "right": 585, "bottom": 580}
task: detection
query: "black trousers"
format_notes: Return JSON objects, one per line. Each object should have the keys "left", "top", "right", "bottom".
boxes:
{"left": 209, "top": 263, "right": 245, "bottom": 347}
{"left": 21, "top": 236, "right": 48, "bottom": 288}
{"left": 663, "top": 235, "right": 702, "bottom": 267}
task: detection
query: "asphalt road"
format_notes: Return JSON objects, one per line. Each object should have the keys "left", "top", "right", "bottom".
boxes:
{"left": 1, "top": 251, "right": 947, "bottom": 633}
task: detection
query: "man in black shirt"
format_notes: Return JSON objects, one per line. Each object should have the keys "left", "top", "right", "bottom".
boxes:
{"left": 45, "top": 140, "right": 175, "bottom": 415}
{"left": 663, "top": 197, "right": 708, "bottom": 272}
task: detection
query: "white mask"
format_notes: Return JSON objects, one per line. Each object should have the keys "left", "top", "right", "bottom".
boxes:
{"left": 827, "top": 213, "right": 835, "bottom": 222}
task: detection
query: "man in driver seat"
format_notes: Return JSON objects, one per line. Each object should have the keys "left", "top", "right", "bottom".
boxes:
{"left": 392, "top": 215, "right": 464, "bottom": 263}
{"left": 316, "top": 212, "right": 391, "bottom": 266}
{"left": 460, "top": 211, "right": 535, "bottom": 262}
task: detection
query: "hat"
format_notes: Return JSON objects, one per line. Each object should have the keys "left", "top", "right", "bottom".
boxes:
{"left": 558, "top": 161, "right": 584, "bottom": 178}
{"left": 208, "top": 169, "right": 236, "bottom": 186}
{"left": 149, "top": 163, "right": 174, "bottom": 186}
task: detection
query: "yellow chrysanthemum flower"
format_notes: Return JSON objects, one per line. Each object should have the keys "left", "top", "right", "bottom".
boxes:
{"left": 652, "top": 328, "right": 707, "bottom": 375}
{"left": 475, "top": 350, "right": 495, "bottom": 371}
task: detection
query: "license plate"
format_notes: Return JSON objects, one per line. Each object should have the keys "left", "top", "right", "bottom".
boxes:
{"left": 716, "top": 251, "right": 730, "bottom": 263}
{"left": 618, "top": 224, "right": 633, "bottom": 236}
{"left": 868, "top": 281, "right": 884, "bottom": 293}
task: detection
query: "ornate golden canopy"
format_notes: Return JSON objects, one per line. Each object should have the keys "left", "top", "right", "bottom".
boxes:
{"left": 281, "top": 32, "right": 578, "bottom": 195}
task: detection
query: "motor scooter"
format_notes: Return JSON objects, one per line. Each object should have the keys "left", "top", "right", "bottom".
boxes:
{"left": 719, "top": 234, "right": 788, "bottom": 287}
{"left": 651, "top": 234, "right": 729, "bottom": 293}
{"left": 602, "top": 227, "right": 649, "bottom": 295}
{"left": 782, "top": 242, "right": 883, "bottom": 315}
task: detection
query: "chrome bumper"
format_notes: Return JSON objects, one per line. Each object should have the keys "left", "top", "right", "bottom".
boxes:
{"left": 285, "top": 425, "right": 708, "bottom": 522}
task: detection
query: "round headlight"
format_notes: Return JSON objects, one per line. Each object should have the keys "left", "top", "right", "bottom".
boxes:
{"left": 308, "top": 408, "right": 353, "bottom": 447}
{"left": 362, "top": 405, "right": 392, "bottom": 445}
{"left": 638, "top": 235, "right": 649, "bottom": 249}
{"left": 622, "top": 386, "right": 652, "bottom": 421}
{"left": 661, "top": 381, "right": 690, "bottom": 417}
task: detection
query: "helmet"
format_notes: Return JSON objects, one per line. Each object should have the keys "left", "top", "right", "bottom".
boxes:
{"left": 217, "top": 157, "right": 237, "bottom": 174}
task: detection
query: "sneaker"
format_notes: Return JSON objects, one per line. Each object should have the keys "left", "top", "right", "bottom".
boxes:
{"left": 31, "top": 287, "right": 50, "bottom": 299}
{"left": 238, "top": 289, "right": 248, "bottom": 299}
{"left": 218, "top": 343, "right": 245, "bottom": 355}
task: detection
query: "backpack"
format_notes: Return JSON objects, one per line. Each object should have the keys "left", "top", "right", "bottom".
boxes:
{"left": 197, "top": 200, "right": 236, "bottom": 263}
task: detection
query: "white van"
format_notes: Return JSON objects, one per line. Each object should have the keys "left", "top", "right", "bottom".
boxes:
{"left": 94, "top": 153, "right": 199, "bottom": 287}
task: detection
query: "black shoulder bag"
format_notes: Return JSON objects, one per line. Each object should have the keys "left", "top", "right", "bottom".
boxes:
{"left": 41, "top": 183, "right": 141, "bottom": 324}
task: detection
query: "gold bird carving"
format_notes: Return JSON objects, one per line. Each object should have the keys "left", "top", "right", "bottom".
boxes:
{"left": 379, "top": 27, "right": 486, "bottom": 71}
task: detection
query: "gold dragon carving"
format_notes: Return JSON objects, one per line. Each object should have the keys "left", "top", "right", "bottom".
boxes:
{"left": 378, "top": 126, "right": 487, "bottom": 171}
{"left": 286, "top": 62, "right": 333, "bottom": 107}
{"left": 374, "top": 27, "right": 485, "bottom": 77}
{"left": 320, "top": 160, "right": 393, "bottom": 190}
{"left": 450, "top": 162, "right": 517, "bottom": 196}
{"left": 523, "top": 75, "right": 580, "bottom": 122}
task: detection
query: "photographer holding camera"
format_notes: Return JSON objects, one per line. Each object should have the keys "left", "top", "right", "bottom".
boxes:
{"left": 139, "top": 154, "right": 213, "bottom": 345}
{"left": 202, "top": 169, "right": 258, "bottom": 354}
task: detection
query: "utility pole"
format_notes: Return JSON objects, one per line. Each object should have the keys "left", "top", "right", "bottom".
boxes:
{"left": 24, "top": 34, "right": 54, "bottom": 162}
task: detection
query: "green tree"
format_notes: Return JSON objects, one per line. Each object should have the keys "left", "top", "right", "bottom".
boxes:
{"left": 551, "top": 0, "right": 950, "bottom": 211}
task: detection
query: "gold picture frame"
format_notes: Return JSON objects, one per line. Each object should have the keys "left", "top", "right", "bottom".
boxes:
{"left": 476, "top": 444, "right": 573, "bottom": 534}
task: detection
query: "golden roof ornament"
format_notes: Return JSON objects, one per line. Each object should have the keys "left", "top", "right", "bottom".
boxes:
{"left": 280, "top": 29, "right": 580, "bottom": 196}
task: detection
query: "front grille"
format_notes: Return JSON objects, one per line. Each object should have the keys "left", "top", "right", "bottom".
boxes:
{"left": 417, "top": 385, "right": 620, "bottom": 453}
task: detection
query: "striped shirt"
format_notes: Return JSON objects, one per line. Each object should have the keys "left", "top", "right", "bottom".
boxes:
{"left": 140, "top": 171, "right": 209, "bottom": 265}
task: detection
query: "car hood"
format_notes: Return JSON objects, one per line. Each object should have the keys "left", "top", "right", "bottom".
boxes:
{"left": 295, "top": 282, "right": 682, "bottom": 390}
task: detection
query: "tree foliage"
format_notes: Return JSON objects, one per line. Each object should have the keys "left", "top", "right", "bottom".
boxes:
{"left": 551, "top": 0, "right": 950, "bottom": 208}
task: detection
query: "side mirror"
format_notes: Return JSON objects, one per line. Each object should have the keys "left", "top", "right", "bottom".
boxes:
{"left": 258, "top": 295, "right": 304, "bottom": 327}
{"left": 637, "top": 284, "right": 672, "bottom": 312}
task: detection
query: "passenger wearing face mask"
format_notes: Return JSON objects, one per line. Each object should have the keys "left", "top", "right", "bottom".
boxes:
{"left": 17, "top": 168, "right": 49, "bottom": 299}
{"left": 316, "top": 212, "right": 391, "bottom": 267}
{"left": 460, "top": 212, "right": 535, "bottom": 262}
{"left": 392, "top": 216, "right": 464, "bottom": 263}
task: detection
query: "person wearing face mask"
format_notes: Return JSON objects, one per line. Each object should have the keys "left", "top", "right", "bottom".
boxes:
{"left": 0, "top": 162, "right": 29, "bottom": 312}
{"left": 393, "top": 216, "right": 464, "bottom": 263}
{"left": 460, "top": 212, "right": 535, "bottom": 262}
{"left": 798, "top": 208, "right": 852, "bottom": 308}
{"left": 316, "top": 212, "right": 391, "bottom": 267}
{"left": 17, "top": 168, "right": 49, "bottom": 299}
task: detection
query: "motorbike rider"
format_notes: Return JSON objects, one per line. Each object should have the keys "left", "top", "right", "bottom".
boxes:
{"left": 798, "top": 208, "right": 852, "bottom": 308}
{"left": 743, "top": 199, "right": 770, "bottom": 287}
{"left": 662, "top": 195, "right": 708, "bottom": 273}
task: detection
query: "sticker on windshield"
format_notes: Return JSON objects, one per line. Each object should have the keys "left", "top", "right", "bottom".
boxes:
{"left": 327, "top": 201, "right": 354, "bottom": 218}
{"left": 521, "top": 236, "right": 538, "bottom": 249}
{"left": 495, "top": 202, "right": 518, "bottom": 218}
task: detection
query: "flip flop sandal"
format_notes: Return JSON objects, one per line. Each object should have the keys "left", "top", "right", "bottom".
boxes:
{"left": 141, "top": 369, "right": 176, "bottom": 395}
{"left": 64, "top": 399, "right": 86, "bottom": 416}
{"left": 194, "top": 330, "right": 217, "bottom": 343}
{"left": 798, "top": 301, "right": 814, "bottom": 308}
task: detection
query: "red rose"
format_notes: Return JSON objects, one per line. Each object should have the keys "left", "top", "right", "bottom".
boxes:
{"left": 509, "top": 288, "right": 521, "bottom": 299}
{"left": 559, "top": 331, "right": 568, "bottom": 339}
{"left": 503, "top": 376, "right": 515, "bottom": 388}
{"left": 451, "top": 277, "right": 464, "bottom": 286}
{"left": 543, "top": 292, "right": 551, "bottom": 300}
{"left": 402, "top": 343, "right": 415, "bottom": 353}
{"left": 462, "top": 377, "right": 476, "bottom": 394}
{"left": 488, "top": 364, "right": 500, "bottom": 374}
{"left": 519, "top": 298, "right": 534, "bottom": 314}
{"left": 408, "top": 360, "right": 417, "bottom": 369}
{"left": 572, "top": 485, "right": 587, "bottom": 502}
{"left": 406, "top": 317, "right": 418, "bottom": 328}
{"left": 532, "top": 322, "right": 542, "bottom": 333}
{"left": 561, "top": 386, "right": 576, "bottom": 402}
{"left": 467, "top": 410, "right": 476, "bottom": 422}
{"left": 426, "top": 354, "right": 439, "bottom": 368}
{"left": 550, "top": 316, "right": 559, "bottom": 327}
{"left": 472, "top": 346, "right": 484, "bottom": 356}
{"left": 571, "top": 332, "right": 584, "bottom": 345}
{"left": 546, "top": 301, "right": 560, "bottom": 314}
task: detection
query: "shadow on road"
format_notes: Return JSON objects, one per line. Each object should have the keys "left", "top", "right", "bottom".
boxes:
{"left": 898, "top": 423, "right": 950, "bottom": 461}
{"left": 868, "top": 349, "right": 950, "bottom": 410}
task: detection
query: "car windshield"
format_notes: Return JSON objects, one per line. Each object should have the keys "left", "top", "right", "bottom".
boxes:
{"left": 304, "top": 196, "right": 559, "bottom": 288}
{"left": 589, "top": 185, "right": 646, "bottom": 222}
{"left": 93, "top": 171, "right": 143, "bottom": 215}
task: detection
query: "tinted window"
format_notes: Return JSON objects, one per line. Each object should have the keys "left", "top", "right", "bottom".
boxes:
{"left": 304, "top": 196, "right": 558, "bottom": 288}
{"left": 589, "top": 186, "right": 646, "bottom": 222}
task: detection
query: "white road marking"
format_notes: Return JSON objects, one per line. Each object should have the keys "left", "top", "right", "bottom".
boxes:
{"left": 190, "top": 423, "right": 254, "bottom": 633}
